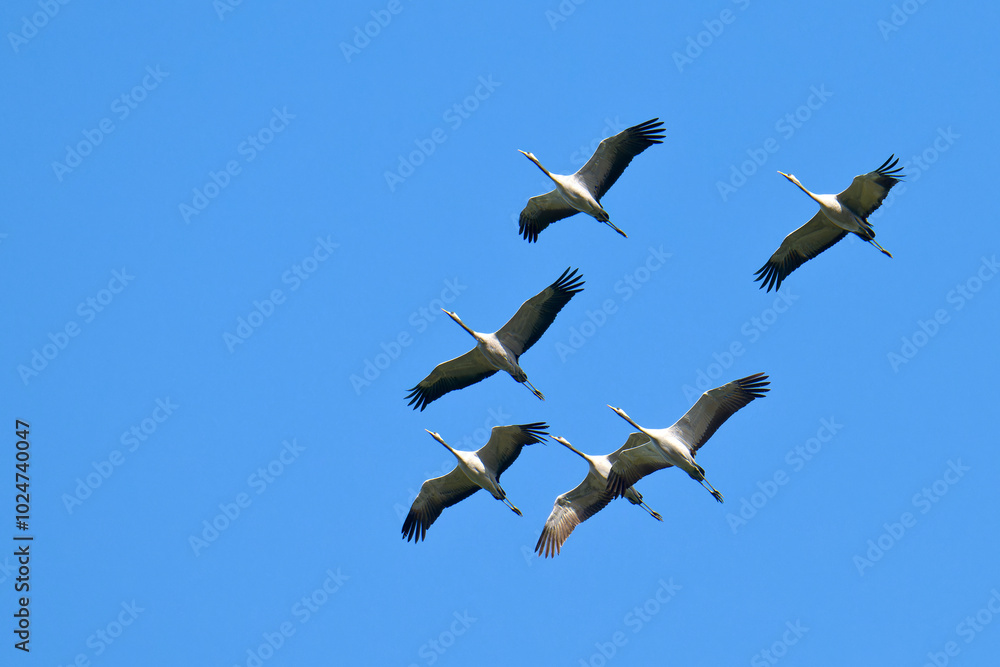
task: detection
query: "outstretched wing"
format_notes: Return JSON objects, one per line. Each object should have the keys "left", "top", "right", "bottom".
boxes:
{"left": 669, "top": 372, "right": 770, "bottom": 452}
{"left": 495, "top": 268, "right": 584, "bottom": 356}
{"left": 401, "top": 468, "right": 480, "bottom": 543}
{"left": 607, "top": 433, "right": 669, "bottom": 498}
{"left": 519, "top": 191, "right": 580, "bottom": 243}
{"left": 406, "top": 349, "right": 497, "bottom": 411}
{"left": 753, "top": 213, "right": 847, "bottom": 292}
{"left": 838, "top": 155, "right": 905, "bottom": 219}
{"left": 576, "top": 118, "right": 665, "bottom": 200}
{"left": 535, "top": 473, "right": 611, "bottom": 558}
{"left": 477, "top": 422, "right": 549, "bottom": 479}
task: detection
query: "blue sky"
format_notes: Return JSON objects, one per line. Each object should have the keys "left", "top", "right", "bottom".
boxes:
{"left": 4, "top": 1, "right": 1000, "bottom": 665}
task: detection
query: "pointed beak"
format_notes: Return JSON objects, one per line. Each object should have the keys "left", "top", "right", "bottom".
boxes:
{"left": 607, "top": 405, "right": 630, "bottom": 421}
{"left": 606, "top": 221, "right": 628, "bottom": 239}
{"left": 425, "top": 430, "right": 450, "bottom": 449}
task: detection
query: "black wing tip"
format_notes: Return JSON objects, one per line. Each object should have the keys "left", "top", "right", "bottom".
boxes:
{"left": 625, "top": 118, "right": 666, "bottom": 145}
{"left": 401, "top": 514, "right": 427, "bottom": 543}
{"left": 553, "top": 267, "right": 586, "bottom": 294}
{"left": 404, "top": 386, "right": 431, "bottom": 411}
{"left": 518, "top": 211, "right": 540, "bottom": 243}
{"left": 752, "top": 263, "right": 782, "bottom": 293}
{"left": 874, "top": 154, "right": 905, "bottom": 180}
{"left": 736, "top": 372, "right": 771, "bottom": 397}
{"left": 630, "top": 117, "right": 665, "bottom": 131}
{"left": 519, "top": 421, "right": 550, "bottom": 431}
{"left": 518, "top": 422, "right": 550, "bottom": 442}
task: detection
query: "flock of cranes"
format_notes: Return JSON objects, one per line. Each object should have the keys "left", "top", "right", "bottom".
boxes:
{"left": 398, "top": 118, "right": 904, "bottom": 556}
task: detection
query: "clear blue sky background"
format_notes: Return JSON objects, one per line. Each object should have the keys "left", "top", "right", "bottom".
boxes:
{"left": 4, "top": 1, "right": 1000, "bottom": 665}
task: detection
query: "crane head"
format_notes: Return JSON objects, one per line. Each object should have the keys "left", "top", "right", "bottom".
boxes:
{"left": 518, "top": 150, "right": 546, "bottom": 170}
{"left": 777, "top": 171, "right": 802, "bottom": 187}
{"left": 424, "top": 429, "right": 450, "bottom": 448}
{"left": 552, "top": 435, "right": 589, "bottom": 461}
{"left": 425, "top": 429, "right": 461, "bottom": 457}
{"left": 607, "top": 404, "right": 641, "bottom": 430}
{"left": 441, "top": 309, "right": 477, "bottom": 338}
{"left": 518, "top": 149, "right": 554, "bottom": 179}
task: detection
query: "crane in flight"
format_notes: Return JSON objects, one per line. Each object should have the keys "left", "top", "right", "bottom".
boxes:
{"left": 401, "top": 423, "right": 549, "bottom": 543}
{"left": 406, "top": 268, "right": 584, "bottom": 410}
{"left": 754, "top": 156, "right": 904, "bottom": 292}
{"left": 607, "top": 373, "right": 770, "bottom": 503}
{"left": 518, "top": 118, "right": 665, "bottom": 242}
{"left": 535, "top": 435, "right": 662, "bottom": 558}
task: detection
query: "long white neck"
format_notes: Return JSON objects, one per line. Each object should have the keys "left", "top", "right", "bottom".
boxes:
{"left": 790, "top": 177, "right": 825, "bottom": 207}
{"left": 427, "top": 430, "right": 460, "bottom": 459}
{"left": 524, "top": 152, "right": 557, "bottom": 182}
{"left": 555, "top": 437, "right": 590, "bottom": 463}
{"left": 611, "top": 407, "right": 645, "bottom": 434}
{"left": 446, "top": 312, "right": 479, "bottom": 340}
